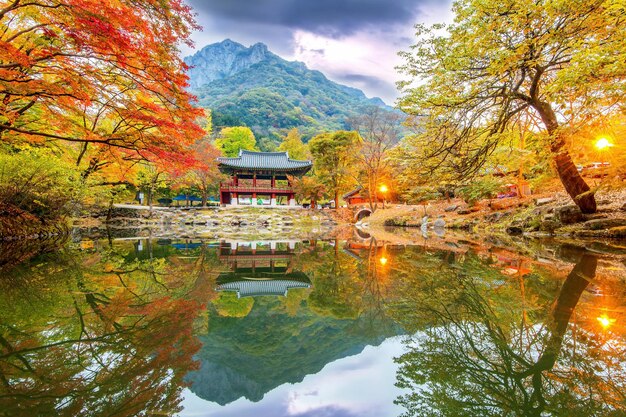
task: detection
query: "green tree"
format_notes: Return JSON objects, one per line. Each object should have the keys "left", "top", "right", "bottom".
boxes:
{"left": 308, "top": 131, "right": 360, "bottom": 208}
{"left": 398, "top": 0, "right": 626, "bottom": 214}
{"left": 278, "top": 128, "right": 310, "bottom": 161}
{"left": 214, "top": 127, "right": 257, "bottom": 157}
{"left": 349, "top": 107, "right": 402, "bottom": 211}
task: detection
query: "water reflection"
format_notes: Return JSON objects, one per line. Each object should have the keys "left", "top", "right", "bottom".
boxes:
{"left": 0, "top": 233, "right": 625, "bottom": 416}
{"left": 392, "top": 244, "right": 626, "bottom": 416}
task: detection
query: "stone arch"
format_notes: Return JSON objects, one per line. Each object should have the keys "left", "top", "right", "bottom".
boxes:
{"left": 354, "top": 208, "right": 372, "bottom": 222}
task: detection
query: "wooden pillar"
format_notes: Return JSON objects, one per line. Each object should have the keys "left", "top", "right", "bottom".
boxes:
{"left": 253, "top": 173, "right": 257, "bottom": 187}
{"left": 234, "top": 174, "right": 238, "bottom": 186}
{"left": 271, "top": 175, "right": 275, "bottom": 188}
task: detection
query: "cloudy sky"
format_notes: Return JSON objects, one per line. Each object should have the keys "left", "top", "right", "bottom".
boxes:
{"left": 182, "top": 0, "right": 454, "bottom": 104}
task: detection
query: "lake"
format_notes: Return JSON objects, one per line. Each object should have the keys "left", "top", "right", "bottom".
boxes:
{"left": 1, "top": 228, "right": 625, "bottom": 416}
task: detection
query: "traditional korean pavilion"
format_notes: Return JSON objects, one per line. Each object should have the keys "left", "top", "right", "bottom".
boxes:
{"left": 215, "top": 240, "right": 312, "bottom": 298}
{"left": 217, "top": 150, "right": 312, "bottom": 206}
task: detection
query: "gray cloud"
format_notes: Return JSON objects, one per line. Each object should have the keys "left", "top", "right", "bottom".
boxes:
{"left": 334, "top": 73, "right": 399, "bottom": 102}
{"left": 187, "top": 0, "right": 426, "bottom": 38}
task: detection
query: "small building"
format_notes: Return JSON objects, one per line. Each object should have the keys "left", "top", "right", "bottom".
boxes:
{"left": 217, "top": 150, "right": 312, "bottom": 206}
{"left": 343, "top": 186, "right": 383, "bottom": 207}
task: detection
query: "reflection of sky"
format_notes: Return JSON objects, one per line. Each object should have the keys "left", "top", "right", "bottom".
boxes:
{"left": 179, "top": 337, "right": 407, "bottom": 417}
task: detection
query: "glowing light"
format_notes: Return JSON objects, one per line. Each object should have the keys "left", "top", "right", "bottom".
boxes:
{"left": 595, "top": 137, "right": 613, "bottom": 150}
{"left": 597, "top": 314, "right": 615, "bottom": 329}
{"left": 379, "top": 257, "right": 388, "bottom": 266}
{"left": 379, "top": 185, "right": 388, "bottom": 193}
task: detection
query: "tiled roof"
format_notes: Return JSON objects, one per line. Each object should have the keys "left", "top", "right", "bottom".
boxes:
{"left": 216, "top": 279, "right": 312, "bottom": 298}
{"left": 217, "top": 150, "right": 312, "bottom": 173}
{"left": 342, "top": 186, "right": 363, "bottom": 199}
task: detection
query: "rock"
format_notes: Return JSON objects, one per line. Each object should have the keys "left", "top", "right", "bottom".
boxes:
{"left": 583, "top": 218, "right": 626, "bottom": 230}
{"left": 555, "top": 205, "right": 584, "bottom": 225}
{"left": 607, "top": 227, "right": 626, "bottom": 238}
{"left": 433, "top": 218, "right": 446, "bottom": 228}
{"left": 421, "top": 216, "right": 429, "bottom": 225}
{"left": 621, "top": 203, "right": 626, "bottom": 212}
{"left": 506, "top": 225, "right": 524, "bottom": 235}
{"left": 539, "top": 220, "right": 560, "bottom": 233}
{"left": 535, "top": 197, "right": 555, "bottom": 206}
{"left": 444, "top": 205, "right": 458, "bottom": 212}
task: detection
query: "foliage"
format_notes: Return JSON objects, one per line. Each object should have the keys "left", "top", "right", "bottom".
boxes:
{"left": 214, "top": 127, "right": 257, "bottom": 157}
{"left": 0, "top": 240, "right": 205, "bottom": 416}
{"left": 397, "top": 0, "right": 626, "bottom": 213}
{"left": 308, "top": 131, "right": 361, "bottom": 207}
{"left": 0, "top": 148, "right": 84, "bottom": 219}
{"left": 458, "top": 177, "right": 505, "bottom": 205}
{"left": 349, "top": 107, "right": 403, "bottom": 210}
{"left": 290, "top": 175, "right": 326, "bottom": 206}
{"left": 278, "top": 128, "right": 310, "bottom": 160}
{"left": 213, "top": 292, "right": 254, "bottom": 318}
{"left": 0, "top": 0, "right": 204, "bottom": 163}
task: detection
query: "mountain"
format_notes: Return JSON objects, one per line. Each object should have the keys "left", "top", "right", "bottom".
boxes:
{"left": 185, "top": 297, "right": 399, "bottom": 405}
{"left": 184, "top": 39, "right": 394, "bottom": 147}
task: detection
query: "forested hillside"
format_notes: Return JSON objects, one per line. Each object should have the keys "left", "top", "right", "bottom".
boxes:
{"left": 185, "top": 40, "right": 392, "bottom": 146}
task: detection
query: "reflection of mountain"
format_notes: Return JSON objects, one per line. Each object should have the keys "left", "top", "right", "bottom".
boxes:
{"left": 186, "top": 297, "right": 399, "bottom": 405}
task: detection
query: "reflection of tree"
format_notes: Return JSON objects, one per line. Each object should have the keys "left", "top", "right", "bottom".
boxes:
{"left": 394, "top": 247, "right": 626, "bottom": 416}
{"left": 0, "top": 242, "right": 205, "bottom": 416}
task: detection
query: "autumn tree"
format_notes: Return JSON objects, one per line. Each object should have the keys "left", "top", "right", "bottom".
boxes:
{"left": 0, "top": 0, "right": 204, "bottom": 170}
{"left": 180, "top": 140, "right": 223, "bottom": 206}
{"left": 308, "top": 131, "right": 360, "bottom": 208}
{"left": 349, "top": 107, "right": 403, "bottom": 211}
{"left": 278, "top": 128, "right": 310, "bottom": 160}
{"left": 214, "top": 127, "right": 257, "bottom": 157}
{"left": 398, "top": 0, "right": 626, "bottom": 213}
{"left": 290, "top": 175, "right": 326, "bottom": 208}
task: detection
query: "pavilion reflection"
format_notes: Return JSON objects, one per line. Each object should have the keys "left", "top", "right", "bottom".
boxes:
{"left": 215, "top": 240, "right": 311, "bottom": 298}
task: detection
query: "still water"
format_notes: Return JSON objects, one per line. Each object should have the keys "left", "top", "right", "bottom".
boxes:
{"left": 1, "top": 229, "right": 626, "bottom": 416}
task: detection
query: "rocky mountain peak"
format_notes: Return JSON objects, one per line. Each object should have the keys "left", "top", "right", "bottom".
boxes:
{"left": 184, "top": 40, "right": 273, "bottom": 89}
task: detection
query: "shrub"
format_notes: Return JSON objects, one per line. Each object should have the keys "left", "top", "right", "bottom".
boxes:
{"left": 0, "top": 149, "right": 83, "bottom": 220}
{"left": 458, "top": 177, "right": 505, "bottom": 205}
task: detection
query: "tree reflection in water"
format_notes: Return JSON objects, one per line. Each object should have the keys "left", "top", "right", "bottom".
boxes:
{"left": 0, "top": 240, "right": 209, "bottom": 417}
{"left": 393, "top": 245, "right": 626, "bottom": 416}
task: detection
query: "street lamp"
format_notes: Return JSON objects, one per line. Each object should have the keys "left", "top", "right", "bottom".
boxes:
{"left": 379, "top": 184, "right": 388, "bottom": 209}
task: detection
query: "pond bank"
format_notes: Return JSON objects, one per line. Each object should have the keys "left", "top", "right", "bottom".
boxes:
{"left": 0, "top": 203, "right": 69, "bottom": 241}
{"left": 73, "top": 205, "right": 339, "bottom": 240}
{"left": 364, "top": 189, "right": 626, "bottom": 239}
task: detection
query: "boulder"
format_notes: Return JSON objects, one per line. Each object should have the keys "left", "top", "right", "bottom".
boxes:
{"left": 433, "top": 218, "right": 446, "bottom": 228}
{"left": 535, "top": 197, "right": 554, "bottom": 206}
{"left": 607, "top": 226, "right": 626, "bottom": 238}
{"left": 506, "top": 225, "right": 524, "bottom": 235}
{"left": 444, "top": 205, "right": 458, "bottom": 212}
{"left": 583, "top": 218, "right": 626, "bottom": 230}
{"left": 555, "top": 205, "right": 584, "bottom": 225}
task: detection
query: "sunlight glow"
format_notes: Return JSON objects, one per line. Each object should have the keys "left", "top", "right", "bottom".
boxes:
{"left": 595, "top": 137, "right": 613, "bottom": 150}
{"left": 597, "top": 314, "right": 615, "bottom": 329}
{"left": 379, "top": 257, "right": 388, "bottom": 266}
{"left": 379, "top": 184, "right": 389, "bottom": 193}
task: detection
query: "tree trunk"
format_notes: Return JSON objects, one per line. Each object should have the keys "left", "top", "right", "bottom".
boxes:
{"left": 553, "top": 151, "right": 596, "bottom": 213}
{"left": 334, "top": 190, "right": 339, "bottom": 210}
{"left": 534, "top": 100, "right": 596, "bottom": 213}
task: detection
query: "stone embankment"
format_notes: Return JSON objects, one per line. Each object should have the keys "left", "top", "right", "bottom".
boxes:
{"left": 94, "top": 206, "right": 338, "bottom": 239}
{"left": 365, "top": 190, "right": 626, "bottom": 239}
